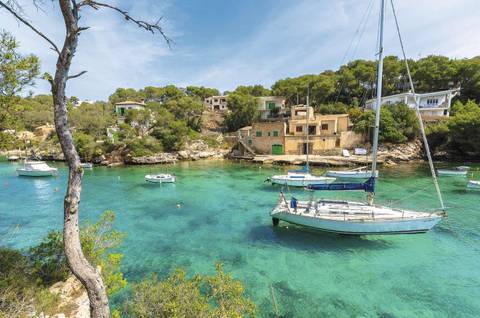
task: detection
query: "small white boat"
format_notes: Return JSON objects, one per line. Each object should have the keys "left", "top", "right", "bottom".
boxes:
{"left": 326, "top": 167, "right": 378, "bottom": 179}
{"left": 467, "top": 180, "right": 480, "bottom": 189}
{"left": 271, "top": 195, "right": 443, "bottom": 235}
{"left": 80, "top": 162, "right": 93, "bottom": 169}
{"left": 270, "top": 167, "right": 335, "bottom": 187}
{"left": 437, "top": 166, "right": 469, "bottom": 176}
{"left": 7, "top": 155, "right": 20, "bottom": 161}
{"left": 16, "top": 161, "right": 58, "bottom": 177}
{"left": 145, "top": 173, "right": 176, "bottom": 183}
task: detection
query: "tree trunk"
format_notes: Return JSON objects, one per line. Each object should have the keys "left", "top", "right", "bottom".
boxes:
{"left": 52, "top": 1, "right": 110, "bottom": 317}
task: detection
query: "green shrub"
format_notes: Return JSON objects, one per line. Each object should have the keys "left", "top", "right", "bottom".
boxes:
{"left": 123, "top": 263, "right": 256, "bottom": 318}
{"left": 125, "top": 136, "right": 163, "bottom": 157}
{"left": 28, "top": 211, "right": 127, "bottom": 295}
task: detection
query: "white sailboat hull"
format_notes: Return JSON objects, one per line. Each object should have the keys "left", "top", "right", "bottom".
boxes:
{"left": 325, "top": 170, "right": 378, "bottom": 179}
{"left": 437, "top": 169, "right": 467, "bottom": 176}
{"left": 271, "top": 173, "right": 335, "bottom": 187}
{"left": 271, "top": 199, "right": 443, "bottom": 235}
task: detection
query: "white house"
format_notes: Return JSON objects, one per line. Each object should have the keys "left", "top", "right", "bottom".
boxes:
{"left": 257, "top": 96, "right": 286, "bottom": 119}
{"left": 204, "top": 95, "right": 228, "bottom": 111}
{"left": 365, "top": 88, "right": 460, "bottom": 117}
{"left": 114, "top": 101, "right": 146, "bottom": 117}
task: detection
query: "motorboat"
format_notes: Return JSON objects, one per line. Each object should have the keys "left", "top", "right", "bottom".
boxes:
{"left": 437, "top": 166, "right": 469, "bottom": 176}
{"left": 325, "top": 166, "right": 378, "bottom": 179}
{"left": 467, "top": 180, "right": 480, "bottom": 189}
{"left": 80, "top": 162, "right": 93, "bottom": 169}
{"left": 145, "top": 173, "right": 176, "bottom": 183}
{"left": 16, "top": 161, "right": 58, "bottom": 177}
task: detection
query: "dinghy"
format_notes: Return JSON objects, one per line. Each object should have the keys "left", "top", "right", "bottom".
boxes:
{"left": 80, "top": 162, "right": 93, "bottom": 169}
{"left": 467, "top": 180, "right": 480, "bottom": 189}
{"left": 145, "top": 173, "right": 176, "bottom": 183}
{"left": 270, "top": 0, "right": 446, "bottom": 235}
{"left": 325, "top": 166, "right": 378, "bottom": 179}
{"left": 437, "top": 166, "right": 469, "bottom": 176}
{"left": 16, "top": 161, "right": 58, "bottom": 177}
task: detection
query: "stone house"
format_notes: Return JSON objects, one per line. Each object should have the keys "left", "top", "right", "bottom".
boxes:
{"left": 240, "top": 105, "right": 363, "bottom": 155}
{"left": 204, "top": 95, "right": 228, "bottom": 111}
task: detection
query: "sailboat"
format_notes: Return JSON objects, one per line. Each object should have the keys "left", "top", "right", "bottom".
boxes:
{"left": 270, "top": 98, "right": 336, "bottom": 187}
{"left": 270, "top": 0, "right": 446, "bottom": 235}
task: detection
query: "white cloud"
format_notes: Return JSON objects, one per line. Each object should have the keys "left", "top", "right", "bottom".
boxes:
{"left": 1, "top": 0, "right": 478, "bottom": 99}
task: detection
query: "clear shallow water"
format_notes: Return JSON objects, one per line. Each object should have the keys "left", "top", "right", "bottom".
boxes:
{"left": 1, "top": 160, "right": 479, "bottom": 317}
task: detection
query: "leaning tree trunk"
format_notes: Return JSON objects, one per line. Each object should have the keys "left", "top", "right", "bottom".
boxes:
{"left": 51, "top": 1, "right": 110, "bottom": 317}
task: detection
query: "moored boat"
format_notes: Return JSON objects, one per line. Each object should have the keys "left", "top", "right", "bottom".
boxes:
{"left": 145, "top": 173, "right": 176, "bottom": 183}
{"left": 467, "top": 180, "right": 480, "bottom": 189}
{"left": 80, "top": 162, "right": 93, "bottom": 169}
{"left": 271, "top": 195, "right": 443, "bottom": 235}
{"left": 325, "top": 167, "right": 378, "bottom": 179}
{"left": 437, "top": 166, "right": 469, "bottom": 176}
{"left": 16, "top": 161, "right": 58, "bottom": 177}
{"left": 270, "top": 170, "right": 335, "bottom": 187}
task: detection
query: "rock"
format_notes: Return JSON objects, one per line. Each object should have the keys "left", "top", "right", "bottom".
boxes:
{"left": 48, "top": 275, "right": 89, "bottom": 318}
{"left": 125, "top": 153, "right": 178, "bottom": 165}
{"left": 177, "top": 150, "right": 189, "bottom": 159}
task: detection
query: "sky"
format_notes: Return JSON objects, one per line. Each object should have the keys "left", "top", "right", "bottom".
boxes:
{"left": 1, "top": 0, "right": 479, "bottom": 101}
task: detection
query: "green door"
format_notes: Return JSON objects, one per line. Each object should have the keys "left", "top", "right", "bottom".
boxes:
{"left": 272, "top": 144, "right": 283, "bottom": 155}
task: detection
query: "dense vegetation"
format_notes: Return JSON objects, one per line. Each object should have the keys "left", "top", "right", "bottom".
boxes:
{"left": 0, "top": 211, "right": 126, "bottom": 317}
{"left": 0, "top": 212, "right": 256, "bottom": 317}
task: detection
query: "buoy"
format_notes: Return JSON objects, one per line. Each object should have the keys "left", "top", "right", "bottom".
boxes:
{"left": 176, "top": 203, "right": 181, "bottom": 209}
{"left": 54, "top": 187, "right": 59, "bottom": 192}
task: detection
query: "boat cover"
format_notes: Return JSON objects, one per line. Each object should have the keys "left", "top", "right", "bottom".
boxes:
{"left": 306, "top": 177, "right": 376, "bottom": 193}
{"left": 288, "top": 164, "right": 309, "bottom": 174}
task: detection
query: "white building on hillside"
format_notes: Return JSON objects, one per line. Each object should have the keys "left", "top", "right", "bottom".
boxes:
{"left": 204, "top": 95, "right": 228, "bottom": 111}
{"left": 115, "top": 101, "right": 146, "bottom": 117}
{"left": 365, "top": 88, "right": 460, "bottom": 117}
{"left": 257, "top": 96, "right": 286, "bottom": 119}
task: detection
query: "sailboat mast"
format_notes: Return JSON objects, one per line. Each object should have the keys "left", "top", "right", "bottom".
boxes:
{"left": 370, "top": 0, "right": 385, "bottom": 180}
{"left": 306, "top": 89, "right": 310, "bottom": 168}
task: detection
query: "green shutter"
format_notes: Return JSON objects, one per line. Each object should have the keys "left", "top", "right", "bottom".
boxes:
{"left": 256, "top": 131, "right": 262, "bottom": 137}
{"left": 273, "top": 131, "right": 279, "bottom": 137}
{"left": 268, "top": 102, "right": 276, "bottom": 110}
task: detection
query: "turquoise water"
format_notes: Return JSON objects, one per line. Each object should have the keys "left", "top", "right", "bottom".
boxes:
{"left": 1, "top": 160, "right": 479, "bottom": 317}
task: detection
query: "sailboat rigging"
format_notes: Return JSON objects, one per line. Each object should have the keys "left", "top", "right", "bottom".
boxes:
{"left": 270, "top": 0, "right": 446, "bottom": 235}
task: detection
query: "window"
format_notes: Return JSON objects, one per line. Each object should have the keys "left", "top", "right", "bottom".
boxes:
{"left": 427, "top": 98, "right": 439, "bottom": 106}
{"left": 321, "top": 124, "right": 329, "bottom": 130}
{"left": 308, "top": 126, "right": 316, "bottom": 135}
{"left": 296, "top": 126, "right": 303, "bottom": 133}
{"left": 256, "top": 131, "right": 262, "bottom": 137}
{"left": 267, "top": 132, "right": 271, "bottom": 137}
{"left": 268, "top": 102, "right": 276, "bottom": 110}
{"left": 272, "top": 131, "right": 279, "bottom": 137}
{"left": 214, "top": 99, "right": 218, "bottom": 102}
{"left": 248, "top": 139, "right": 252, "bottom": 145}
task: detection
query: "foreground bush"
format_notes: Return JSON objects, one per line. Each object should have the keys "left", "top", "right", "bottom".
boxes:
{"left": 123, "top": 263, "right": 256, "bottom": 318}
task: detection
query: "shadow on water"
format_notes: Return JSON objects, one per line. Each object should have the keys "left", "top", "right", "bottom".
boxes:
{"left": 247, "top": 224, "right": 393, "bottom": 251}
